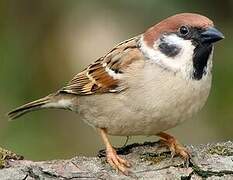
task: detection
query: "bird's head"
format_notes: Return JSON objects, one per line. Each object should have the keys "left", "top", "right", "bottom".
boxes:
{"left": 140, "top": 13, "right": 224, "bottom": 80}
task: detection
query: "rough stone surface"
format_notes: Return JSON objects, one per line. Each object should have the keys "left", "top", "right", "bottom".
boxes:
{"left": 0, "top": 141, "right": 233, "bottom": 180}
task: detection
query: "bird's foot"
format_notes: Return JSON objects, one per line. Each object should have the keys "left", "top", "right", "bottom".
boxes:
{"left": 99, "top": 128, "right": 131, "bottom": 175}
{"left": 157, "top": 132, "right": 190, "bottom": 166}
{"left": 106, "top": 147, "right": 131, "bottom": 175}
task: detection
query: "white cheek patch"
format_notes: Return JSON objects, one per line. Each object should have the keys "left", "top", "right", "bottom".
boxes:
{"left": 140, "top": 34, "right": 195, "bottom": 78}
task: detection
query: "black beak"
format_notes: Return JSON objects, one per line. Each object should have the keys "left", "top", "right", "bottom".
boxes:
{"left": 201, "top": 27, "right": 224, "bottom": 44}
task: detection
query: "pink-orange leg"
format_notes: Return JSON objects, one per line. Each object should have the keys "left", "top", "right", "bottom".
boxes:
{"left": 98, "top": 128, "right": 131, "bottom": 175}
{"left": 157, "top": 132, "right": 190, "bottom": 162}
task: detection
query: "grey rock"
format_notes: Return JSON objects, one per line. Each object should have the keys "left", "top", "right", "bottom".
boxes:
{"left": 0, "top": 141, "right": 233, "bottom": 180}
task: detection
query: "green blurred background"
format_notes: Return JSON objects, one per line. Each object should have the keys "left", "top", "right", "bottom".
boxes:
{"left": 0, "top": 0, "right": 232, "bottom": 161}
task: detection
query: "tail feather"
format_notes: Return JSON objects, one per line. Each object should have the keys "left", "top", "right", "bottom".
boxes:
{"left": 8, "top": 95, "right": 53, "bottom": 120}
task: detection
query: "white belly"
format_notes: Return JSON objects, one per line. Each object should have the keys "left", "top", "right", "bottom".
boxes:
{"left": 76, "top": 64, "right": 212, "bottom": 136}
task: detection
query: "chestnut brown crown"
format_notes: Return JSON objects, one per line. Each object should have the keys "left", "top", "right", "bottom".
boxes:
{"left": 143, "top": 13, "right": 214, "bottom": 47}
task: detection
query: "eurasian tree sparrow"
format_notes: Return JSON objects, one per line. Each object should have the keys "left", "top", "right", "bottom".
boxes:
{"left": 8, "top": 13, "right": 224, "bottom": 174}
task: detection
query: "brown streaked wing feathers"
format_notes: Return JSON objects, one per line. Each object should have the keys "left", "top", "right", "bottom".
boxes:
{"left": 60, "top": 36, "right": 143, "bottom": 95}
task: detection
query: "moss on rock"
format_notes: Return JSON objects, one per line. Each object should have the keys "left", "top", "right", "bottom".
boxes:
{"left": 207, "top": 145, "right": 233, "bottom": 156}
{"left": 0, "top": 147, "right": 23, "bottom": 169}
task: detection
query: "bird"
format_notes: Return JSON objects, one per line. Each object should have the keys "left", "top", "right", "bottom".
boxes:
{"left": 8, "top": 13, "right": 224, "bottom": 175}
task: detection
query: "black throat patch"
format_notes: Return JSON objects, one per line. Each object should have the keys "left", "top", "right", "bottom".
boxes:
{"left": 192, "top": 44, "right": 213, "bottom": 80}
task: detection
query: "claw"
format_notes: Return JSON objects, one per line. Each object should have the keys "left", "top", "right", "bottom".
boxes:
{"left": 106, "top": 148, "right": 130, "bottom": 175}
{"left": 157, "top": 132, "right": 191, "bottom": 164}
{"left": 99, "top": 128, "right": 131, "bottom": 175}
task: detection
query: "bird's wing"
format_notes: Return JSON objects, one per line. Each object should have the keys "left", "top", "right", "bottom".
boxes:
{"left": 60, "top": 36, "right": 144, "bottom": 95}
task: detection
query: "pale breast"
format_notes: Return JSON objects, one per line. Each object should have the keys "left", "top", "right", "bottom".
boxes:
{"left": 76, "top": 61, "right": 212, "bottom": 136}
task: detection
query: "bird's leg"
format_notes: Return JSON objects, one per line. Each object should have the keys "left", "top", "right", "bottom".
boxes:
{"left": 98, "top": 128, "right": 131, "bottom": 175}
{"left": 157, "top": 132, "right": 190, "bottom": 163}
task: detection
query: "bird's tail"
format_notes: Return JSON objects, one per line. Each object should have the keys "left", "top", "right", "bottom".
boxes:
{"left": 7, "top": 93, "right": 72, "bottom": 120}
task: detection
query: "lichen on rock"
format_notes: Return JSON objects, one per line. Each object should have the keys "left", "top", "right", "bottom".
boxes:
{"left": 0, "top": 147, "right": 23, "bottom": 169}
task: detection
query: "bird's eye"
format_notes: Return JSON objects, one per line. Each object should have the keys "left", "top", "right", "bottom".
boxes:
{"left": 179, "top": 26, "right": 189, "bottom": 36}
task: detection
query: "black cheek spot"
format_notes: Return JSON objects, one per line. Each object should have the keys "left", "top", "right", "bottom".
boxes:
{"left": 158, "top": 42, "right": 181, "bottom": 57}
